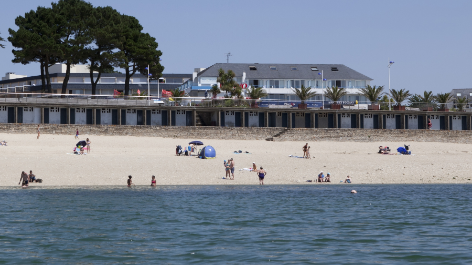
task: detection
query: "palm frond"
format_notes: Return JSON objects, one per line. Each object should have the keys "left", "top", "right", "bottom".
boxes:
{"left": 292, "top": 85, "right": 317, "bottom": 104}
{"left": 324, "top": 86, "right": 347, "bottom": 102}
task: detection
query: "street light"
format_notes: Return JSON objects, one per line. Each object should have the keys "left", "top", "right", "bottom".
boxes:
{"left": 318, "top": 71, "right": 327, "bottom": 109}
{"left": 145, "top": 65, "right": 152, "bottom": 104}
{"left": 388, "top": 61, "right": 394, "bottom": 111}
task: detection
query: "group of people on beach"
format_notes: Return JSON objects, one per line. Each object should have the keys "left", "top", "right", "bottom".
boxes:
{"left": 127, "top": 175, "right": 156, "bottom": 187}
{"left": 235, "top": 161, "right": 266, "bottom": 185}
{"left": 315, "top": 171, "right": 351, "bottom": 183}
{"left": 224, "top": 158, "right": 236, "bottom": 180}
{"left": 18, "top": 170, "right": 41, "bottom": 187}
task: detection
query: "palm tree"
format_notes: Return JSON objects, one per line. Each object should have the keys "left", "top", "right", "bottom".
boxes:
{"left": 246, "top": 86, "right": 268, "bottom": 99}
{"left": 170, "top": 88, "right": 186, "bottom": 105}
{"left": 435, "top": 92, "right": 452, "bottom": 110}
{"left": 455, "top": 97, "right": 469, "bottom": 111}
{"left": 324, "top": 86, "right": 347, "bottom": 103}
{"left": 409, "top": 90, "right": 436, "bottom": 109}
{"left": 292, "top": 85, "right": 317, "bottom": 104}
{"left": 210, "top": 84, "right": 220, "bottom": 98}
{"left": 390, "top": 88, "right": 411, "bottom": 106}
{"left": 217, "top": 68, "right": 239, "bottom": 96}
{"left": 359, "top": 85, "right": 384, "bottom": 103}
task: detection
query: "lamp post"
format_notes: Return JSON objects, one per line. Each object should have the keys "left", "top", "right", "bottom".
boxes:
{"left": 318, "top": 71, "right": 327, "bottom": 109}
{"left": 388, "top": 61, "right": 394, "bottom": 111}
{"left": 145, "top": 65, "right": 153, "bottom": 105}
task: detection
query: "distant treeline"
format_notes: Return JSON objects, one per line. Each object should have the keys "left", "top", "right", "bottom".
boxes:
{"left": 8, "top": 0, "right": 163, "bottom": 95}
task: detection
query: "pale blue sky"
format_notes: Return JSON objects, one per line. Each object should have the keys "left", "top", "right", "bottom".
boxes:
{"left": 1, "top": 0, "right": 471, "bottom": 94}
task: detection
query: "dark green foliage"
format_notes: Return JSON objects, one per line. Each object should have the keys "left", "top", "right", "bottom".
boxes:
{"left": 359, "top": 85, "right": 384, "bottom": 103}
{"left": 247, "top": 86, "right": 268, "bottom": 99}
{"left": 324, "top": 86, "right": 347, "bottom": 102}
{"left": 292, "top": 85, "right": 317, "bottom": 104}
{"left": 390, "top": 88, "right": 411, "bottom": 106}
{"left": 217, "top": 69, "right": 239, "bottom": 97}
{"left": 0, "top": 33, "right": 5, "bottom": 48}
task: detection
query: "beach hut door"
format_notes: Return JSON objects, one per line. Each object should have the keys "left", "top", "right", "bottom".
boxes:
{"left": 7, "top": 107, "right": 15, "bottom": 123}
{"left": 17, "top": 107, "right": 23, "bottom": 124}
{"left": 43, "top": 108, "right": 49, "bottom": 124}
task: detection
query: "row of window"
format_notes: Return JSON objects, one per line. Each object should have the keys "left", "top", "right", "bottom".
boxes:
{"left": 247, "top": 79, "right": 367, "bottom": 89}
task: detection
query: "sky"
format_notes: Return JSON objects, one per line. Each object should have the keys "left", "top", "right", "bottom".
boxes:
{"left": 0, "top": 0, "right": 471, "bottom": 94}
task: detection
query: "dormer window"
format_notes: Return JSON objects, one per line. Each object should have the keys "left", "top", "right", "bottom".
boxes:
{"left": 291, "top": 67, "right": 297, "bottom": 71}
{"left": 270, "top": 66, "right": 277, "bottom": 70}
{"left": 249, "top": 66, "right": 257, "bottom": 70}
{"left": 311, "top": 67, "right": 318, "bottom": 71}
{"left": 331, "top": 67, "right": 338, "bottom": 71}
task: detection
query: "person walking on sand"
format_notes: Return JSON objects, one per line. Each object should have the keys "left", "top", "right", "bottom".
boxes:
{"left": 302, "top": 143, "right": 308, "bottom": 158}
{"left": 257, "top": 167, "right": 266, "bottom": 185}
{"left": 127, "top": 175, "right": 134, "bottom": 187}
{"left": 37, "top": 125, "right": 40, "bottom": 139}
{"left": 427, "top": 118, "right": 432, "bottom": 130}
{"left": 19, "top": 171, "right": 29, "bottom": 187}
{"left": 229, "top": 158, "right": 235, "bottom": 180}
{"left": 306, "top": 146, "right": 311, "bottom": 159}
{"left": 75, "top": 128, "right": 79, "bottom": 139}
{"left": 151, "top": 175, "right": 156, "bottom": 186}
{"left": 86, "top": 138, "right": 91, "bottom": 153}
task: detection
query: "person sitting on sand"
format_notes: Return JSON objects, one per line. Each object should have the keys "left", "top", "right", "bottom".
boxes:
{"left": 317, "top": 171, "right": 324, "bottom": 183}
{"left": 325, "top": 173, "right": 331, "bottom": 182}
{"left": 151, "top": 175, "right": 156, "bottom": 186}
{"left": 257, "top": 167, "right": 266, "bottom": 185}
{"left": 19, "top": 171, "right": 29, "bottom": 187}
{"left": 28, "top": 170, "right": 36, "bottom": 183}
{"left": 252, "top": 162, "right": 257, "bottom": 172}
{"left": 79, "top": 147, "right": 84, "bottom": 155}
{"left": 127, "top": 175, "right": 134, "bottom": 187}
{"left": 345, "top": 175, "right": 352, "bottom": 183}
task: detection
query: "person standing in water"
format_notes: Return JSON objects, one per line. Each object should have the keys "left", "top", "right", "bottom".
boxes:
{"left": 37, "top": 125, "right": 40, "bottom": 139}
{"left": 151, "top": 175, "right": 156, "bottom": 186}
{"left": 257, "top": 167, "right": 266, "bottom": 185}
{"left": 127, "top": 175, "right": 134, "bottom": 187}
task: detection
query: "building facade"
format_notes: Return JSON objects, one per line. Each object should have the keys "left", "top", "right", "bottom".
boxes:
{"left": 181, "top": 63, "right": 373, "bottom": 103}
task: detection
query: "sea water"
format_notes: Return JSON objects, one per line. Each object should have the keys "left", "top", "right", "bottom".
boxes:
{"left": 1, "top": 185, "right": 471, "bottom": 264}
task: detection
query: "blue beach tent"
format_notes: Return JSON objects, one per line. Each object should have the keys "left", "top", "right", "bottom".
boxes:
{"left": 200, "top": 145, "right": 216, "bottom": 159}
{"left": 397, "top": 147, "right": 411, "bottom": 155}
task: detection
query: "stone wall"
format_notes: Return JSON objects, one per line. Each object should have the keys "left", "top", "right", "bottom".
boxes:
{"left": 1, "top": 124, "right": 472, "bottom": 143}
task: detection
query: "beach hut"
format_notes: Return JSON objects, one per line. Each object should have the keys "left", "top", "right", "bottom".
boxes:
{"left": 200, "top": 145, "right": 216, "bottom": 159}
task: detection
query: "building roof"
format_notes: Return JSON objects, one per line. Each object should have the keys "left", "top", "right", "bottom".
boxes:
{"left": 197, "top": 63, "right": 372, "bottom": 80}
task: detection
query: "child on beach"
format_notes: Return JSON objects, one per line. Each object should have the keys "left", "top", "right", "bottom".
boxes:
{"left": 86, "top": 138, "right": 91, "bottom": 153}
{"left": 127, "top": 175, "right": 134, "bottom": 187}
{"left": 75, "top": 128, "right": 79, "bottom": 139}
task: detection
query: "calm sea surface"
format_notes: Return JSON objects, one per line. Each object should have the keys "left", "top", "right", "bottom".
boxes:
{"left": 1, "top": 185, "right": 472, "bottom": 264}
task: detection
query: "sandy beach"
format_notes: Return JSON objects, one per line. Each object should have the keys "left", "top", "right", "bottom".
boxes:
{"left": 1, "top": 132, "right": 471, "bottom": 186}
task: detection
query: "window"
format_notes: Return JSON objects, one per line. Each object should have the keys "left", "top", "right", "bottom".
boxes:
{"left": 76, "top": 108, "right": 85, "bottom": 113}
{"left": 50, "top": 107, "right": 59, "bottom": 113}
{"left": 470, "top": 93, "right": 472, "bottom": 97}
{"left": 277, "top": 112, "right": 282, "bottom": 117}
{"left": 126, "top": 109, "right": 136, "bottom": 114}
{"left": 295, "top": 112, "right": 305, "bottom": 117}
{"left": 101, "top": 108, "right": 111, "bottom": 113}
{"left": 311, "top": 67, "right": 318, "bottom": 71}
{"left": 24, "top": 107, "right": 33, "bottom": 112}
{"left": 270, "top": 66, "right": 276, "bottom": 70}
{"left": 249, "top": 66, "right": 257, "bottom": 70}
{"left": 0, "top": 106, "right": 6, "bottom": 111}
{"left": 457, "top": 93, "right": 461, "bottom": 97}
{"left": 176, "top": 110, "right": 186, "bottom": 114}
{"left": 291, "top": 66, "right": 297, "bottom": 71}
{"left": 386, "top": 114, "right": 395, "bottom": 119}
{"left": 331, "top": 67, "right": 338, "bottom": 71}
{"left": 319, "top": 113, "right": 328, "bottom": 118}
{"left": 364, "top": 114, "right": 372, "bottom": 119}
{"left": 341, "top": 113, "right": 350, "bottom": 118}
{"left": 100, "top": 78, "right": 115, "bottom": 83}
{"left": 151, "top": 110, "right": 161, "bottom": 114}
{"left": 408, "top": 115, "right": 417, "bottom": 119}
{"left": 225, "top": 111, "right": 235, "bottom": 115}
{"left": 249, "top": 112, "right": 257, "bottom": 116}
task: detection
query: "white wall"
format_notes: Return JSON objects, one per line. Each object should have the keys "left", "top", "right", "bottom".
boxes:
{"left": 224, "top": 110, "right": 236, "bottom": 127}
{"left": 247, "top": 111, "right": 258, "bottom": 127}
{"left": 385, "top": 114, "right": 396, "bottom": 129}
{"left": 340, "top": 113, "right": 352, "bottom": 128}
{"left": 451, "top": 115, "right": 463, "bottom": 130}
{"left": 22, "top": 107, "right": 40, "bottom": 124}
{"left": 363, "top": 113, "right": 374, "bottom": 129}
{"left": 429, "top": 115, "right": 441, "bottom": 130}
{"left": 150, "top": 110, "right": 162, "bottom": 126}
{"left": 125, "top": 109, "right": 137, "bottom": 125}
{"left": 407, "top": 115, "right": 418, "bottom": 130}
{"left": 75, "top": 108, "right": 87, "bottom": 124}
{"left": 49, "top": 107, "right": 61, "bottom": 124}
{"left": 175, "top": 110, "right": 186, "bottom": 126}
{"left": 100, "top": 109, "right": 113, "bottom": 125}
{"left": 318, "top": 113, "right": 329, "bottom": 128}
{"left": 0, "top": 106, "right": 8, "bottom": 123}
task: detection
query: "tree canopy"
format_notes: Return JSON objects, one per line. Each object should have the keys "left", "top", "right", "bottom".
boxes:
{"left": 0, "top": 33, "right": 5, "bottom": 48}
{"left": 8, "top": 0, "right": 163, "bottom": 95}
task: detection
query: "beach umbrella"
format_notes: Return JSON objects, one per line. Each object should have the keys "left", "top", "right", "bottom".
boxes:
{"left": 189, "top": 141, "right": 204, "bottom": 145}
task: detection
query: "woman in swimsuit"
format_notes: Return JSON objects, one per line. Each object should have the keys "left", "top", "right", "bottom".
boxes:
{"left": 151, "top": 175, "right": 156, "bottom": 186}
{"left": 224, "top": 160, "right": 230, "bottom": 179}
{"left": 257, "top": 167, "right": 266, "bottom": 185}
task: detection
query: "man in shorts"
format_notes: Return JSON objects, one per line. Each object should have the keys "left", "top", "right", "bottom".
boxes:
{"left": 28, "top": 170, "right": 36, "bottom": 182}
{"left": 19, "top": 171, "right": 29, "bottom": 186}
{"left": 229, "top": 158, "right": 235, "bottom": 180}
